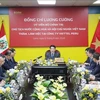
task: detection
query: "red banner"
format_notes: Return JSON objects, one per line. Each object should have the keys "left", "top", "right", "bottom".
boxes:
{"left": 9, "top": 7, "right": 88, "bottom": 47}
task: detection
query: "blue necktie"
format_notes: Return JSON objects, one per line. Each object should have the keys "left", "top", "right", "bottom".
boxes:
{"left": 51, "top": 53, "right": 54, "bottom": 57}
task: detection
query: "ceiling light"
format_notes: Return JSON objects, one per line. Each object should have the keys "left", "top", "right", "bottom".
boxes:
{"left": 37, "top": 0, "right": 56, "bottom": 5}
{"left": 93, "top": 0, "right": 100, "bottom": 4}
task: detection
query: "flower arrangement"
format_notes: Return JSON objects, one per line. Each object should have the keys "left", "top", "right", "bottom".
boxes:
{"left": 67, "top": 59, "right": 79, "bottom": 70}
{"left": 83, "top": 70, "right": 90, "bottom": 83}
{"left": 16, "top": 60, "right": 29, "bottom": 70}
{"left": 77, "top": 68, "right": 89, "bottom": 77}
{"left": 0, "top": 60, "right": 31, "bottom": 100}
{"left": 34, "top": 59, "right": 58, "bottom": 66}
{"left": 80, "top": 88, "right": 98, "bottom": 100}
{"left": 0, "top": 87, "right": 14, "bottom": 100}
{"left": 31, "top": 74, "right": 68, "bottom": 100}
{"left": 72, "top": 67, "right": 90, "bottom": 84}
{"left": 41, "top": 59, "right": 58, "bottom": 66}
{"left": 68, "top": 59, "right": 78, "bottom": 65}
{"left": 5, "top": 69, "right": 19, "bottom": 83}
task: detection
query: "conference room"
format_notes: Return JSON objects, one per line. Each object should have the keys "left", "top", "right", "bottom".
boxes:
{"left": 0, "top": 0, "right": 100, "bottom": 100}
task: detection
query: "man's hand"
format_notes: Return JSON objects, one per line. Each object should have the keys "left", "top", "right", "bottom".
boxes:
{"left": 84, "top": 63, "right": 90, "bottom": 66}
{"left": 90, "top": 75, "right": 95, "bottom": 81}
{"left": 80, "top": 63, "right": 90, "bottom": 67}
{"left": 0, "top": 80, "right": 5, "bottom": 87}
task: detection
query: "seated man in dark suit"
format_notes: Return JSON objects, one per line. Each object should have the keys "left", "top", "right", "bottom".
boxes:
{"left": 90, "top": 52, "right": 100, "bottom": 81}
{"left": 0, "top": 55, "right": 6, "bottom": 86}
{"left": 9, "top": 48, "right": 17, "bottom": 66}
{"left": 84, "top": 48, "right": 96, "bottom": 71}
{"left": 84, "top": 47, "right": 90, "bottom": 65}
{"left": 45, "top": 45, "right": 60, "bottom": 60}
{"left": 91, "top": 52, "right": 100, "bottom": 75}
{"left": 2, "top": 50, "right": 15, "bottom": 70}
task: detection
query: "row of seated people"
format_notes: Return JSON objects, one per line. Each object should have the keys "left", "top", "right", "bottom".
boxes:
{"left": 0, "top": 47, "right": 100, "bottom": 86}
{"left": 83, "top": 47, "right": 100, "bottom": 81}
{"left": 0, "top": 45, "right": 60, "bottom": 87}
{"left": 0, "top": 48, "right": 17, "bottom": 86}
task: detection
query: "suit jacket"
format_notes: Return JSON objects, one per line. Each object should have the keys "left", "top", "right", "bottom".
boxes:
{"left": 91, "top": 63, "right": 100, "bottom": 75}
{"left": 2, "top": 59, "right": 14, "bottom": 70}
{"left": 45, "top": 50, "right": 60, "bottom": 60}
{"left": 0, "top": 67, "right": 5, "bottom": 81}
{"left": 85, "top": 57, "right": 90, "bottom": 63}
{"left": 85, "top": 58, "right": 96, "bottom": 71}
{"left": 10, "top": 57, "right": 17, "bottom": 66}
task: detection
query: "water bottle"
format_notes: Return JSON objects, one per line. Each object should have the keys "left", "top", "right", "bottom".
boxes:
{"left": 29, "top": 59, "right": 33, "bottom": 66}
{"left": 47, "top": 60, "right": 51, "bottom": 66}
{"left": 81, "top": 78, "right": 86, "bottom": 89}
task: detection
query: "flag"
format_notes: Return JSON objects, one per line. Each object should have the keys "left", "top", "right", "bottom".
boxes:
{"left": 90, "top": 20, "right": 100, "bottom": 53}
{"left": 0, "top": 21, "right": 8, "bottom": 54}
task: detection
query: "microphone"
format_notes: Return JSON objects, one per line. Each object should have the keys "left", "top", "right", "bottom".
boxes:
{"left": 33, "top": 59, "right": 36, "bottom": 61}
{"left": 33, "top": 56, "right": 42, "bottom": 61}
{"left": 37, "top": 56, "right": 42, "bottom": 59}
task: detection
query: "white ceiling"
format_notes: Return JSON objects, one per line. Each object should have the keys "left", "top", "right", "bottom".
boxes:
{"left": 0, "top": 0, "right": 99, "bottom": 7}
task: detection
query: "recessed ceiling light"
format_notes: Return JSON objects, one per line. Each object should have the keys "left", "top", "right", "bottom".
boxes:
{"left": 93, "top": 0, "right": 100, "bottom": 4}
{"left": 37, "top": 0, "right": 56, "bottom": 5}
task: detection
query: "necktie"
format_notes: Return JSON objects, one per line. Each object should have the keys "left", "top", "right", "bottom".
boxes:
{"left": 51, "top": 53, "right": 54, "bottom": 57}
{"left": 89, "top": 58, "right": 92, "bottom": 63}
